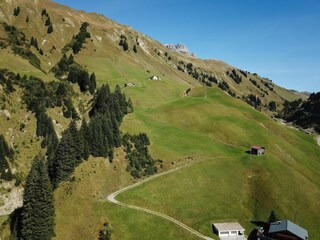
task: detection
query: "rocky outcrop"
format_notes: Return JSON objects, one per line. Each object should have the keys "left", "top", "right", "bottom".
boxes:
{"left": 164, "top": 43, "right": 196, "bottom": 57}
{"left": 0, "top": 182, "right": 23, "bottom": 216}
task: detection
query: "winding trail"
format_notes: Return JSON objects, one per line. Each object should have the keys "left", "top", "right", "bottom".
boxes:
{"left": 317, "top": 136, "right": 320, "bottom": 146}
{"left": 104, "top": 163, "right": 214, "bottom": 240}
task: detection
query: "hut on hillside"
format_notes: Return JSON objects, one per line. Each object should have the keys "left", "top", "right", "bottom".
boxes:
{"left": 125, "top": 82, "right": 135, "bottom": 87}
{"left": 149, "top": 75, "right": 161, "bottom": 81}
{"left": 251, "top": 146, "right": 265, "bottom": 155}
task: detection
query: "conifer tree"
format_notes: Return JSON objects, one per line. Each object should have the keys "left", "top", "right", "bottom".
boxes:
{"left": 123, "top": 40, "right": 129, "bottom": 51}
{"left": 47, "top": 23, "right": 53, "bottom": 34}
{"left": 50, "top": 130, "right": 76, "bottom": 187}
{"left": 66, "top": 120, "right": 83, "bottom": 164}
{"left": 41, "top": 9, "right": 47, "bottom": 17}
{"left": 13, "top": 6, "right": 20, "bottom": 16}
{"left": 30, "top": 36, "right": 35, "bottom": 46}
{"left": 127, "top": 98, "right": 133, "bottom": 113}
{"left": 268, "top": 210, "right": 278, "bottom": 223}
{"left": 80, "top": 119, "right": 90, "bottom": 160}
{"left": 6, "top": 78, "right": 15, "bottom": 92}
{"left": 34, "top": 38, "right": 39, "bottom": 50}
{"left": 89, "top": 72, "right": 97, "bottom": 95}
{"left": 20, "top": 155, "right": 55, "bottom": 240}
{"left": 50, "top": 121, "right": 85, "bottom": 187}
{"left": 67, "top": 54, "right": 74, "bottom": 65}
{"left": 133, "top": 44, "right": 137, "bottom": 53}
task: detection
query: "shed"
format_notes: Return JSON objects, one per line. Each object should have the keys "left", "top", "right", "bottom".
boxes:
{"left": 212, "top": 222, "right": 245, "bottom": 237}
{"left": 268, "top": 220, "right": 308, "bottom": 240}
{"left": 149, "top": 75, "right": 161, "bottom": 81}
{"left": 251, "top": 146, "right": 265, "bottom": 155}
{"left": 124, "top": 82, "right": 135, "bottom": 87}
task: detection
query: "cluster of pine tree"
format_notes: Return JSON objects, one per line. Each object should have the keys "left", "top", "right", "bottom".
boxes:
{"left": 48, "top": 84, "right": 132, "bottom": 187}
{"left": 218, "top": 81, "right": 236, "bottom": 97}
{"left": 249, "top": 78, "right": 269, "bottom": 95}
{"left": 30, "top": 36, "right": 44, "bottom": 55}
{"left": 278, "top": 93, "right": 320, "bottom": 132}
{"left": 66, "top": 22, "right": 91, "bottom": 54}
{"left": 3, "top": 23, "right": 41, "bottom": 68}
{"left": 239, "top": 69, "right": 248, "bottom": 78}
{"left": 0, "top": 134, "right": 13, "bottom": 181}
{"left": 122, "top": 133, "right": 159, "bottom": 178}
{"left": 261, "top": 79, "right": 274, "bottom": 91}
{"left": 98, "top": 223, "right": 112, "bottom": 240}
{"left": 226, "top": 69, "right": 242, "bottom": 84}
{"left": 119, "top": 34, "right": 129, "bottom": 51}
{"left": 52, "top": 53, "right": 75, "bottom": 76}
{"left": 0, "top": 68, "right": 16, "bottom": 93}
{"left": 176, "top": 61, "right": 217, "bottom": 87}
{"left": 268, "top": 101, "right": 277, "bottom": 112}
{"left": 41, "top": 9, "right": 53, "bottom": 33}
{"left": 44, "top": 11, "right": 53, "bottom": 34}
{"left": 303, "top": 92, "right": 320, "bottom": 115}
{"left": 67, "top": 65, "right": 96, "bottom": 94}
{"left": 208, "top": 75, "right": 218, "bottom": 84}
{"left": 30, "top": 36, "right": 39, "bottom": 50}
{"left": 10, "top": 155, "right": 55, "bottom": 240}
{"left": 20, "top": 75, "right": 78, "bottom": 119}
{"left": 243, "top": 94, "right": 262, "bottom": 109}
{"left": 13, "top": 6, "right": 20, "bottom": 16}
{"left": 48, "top": 120, "right": 85, "bottom": 188}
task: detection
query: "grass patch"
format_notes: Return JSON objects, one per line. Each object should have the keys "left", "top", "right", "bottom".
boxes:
{"left": 116, "top": 87, "right": 320, "bottom": 238}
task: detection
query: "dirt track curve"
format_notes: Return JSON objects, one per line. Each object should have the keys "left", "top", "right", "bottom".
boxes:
{"left": 104, "top": 165, "right": 214, "bottom": 240}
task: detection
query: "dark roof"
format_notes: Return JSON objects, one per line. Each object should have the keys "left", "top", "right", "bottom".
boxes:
{"left": 251, "top": 146, "right": 265, "bottom": 150}
{"left": 269, "top": 220, "right": 308, "bottom": 240}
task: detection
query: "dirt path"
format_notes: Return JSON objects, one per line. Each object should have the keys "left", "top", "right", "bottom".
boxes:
{"left": 104, "top": 164, "right": 214, "bottom": 240}
{"left": 317, "top": 136, "right": 320, "bottom": 146}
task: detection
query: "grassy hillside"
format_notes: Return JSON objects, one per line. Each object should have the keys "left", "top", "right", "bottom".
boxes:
{"left": 115, "top": 87, "right": 320, "bottom": 238}
{"left": 0, "top": 0, "right": 319, "bottom": 240}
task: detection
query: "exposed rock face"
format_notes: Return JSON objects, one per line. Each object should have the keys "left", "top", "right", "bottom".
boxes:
{"left": 0, "top": 182, "right": 23, "bottom": 216}
{"left": 164, "top": 43, "right": 196, "bottom": 57}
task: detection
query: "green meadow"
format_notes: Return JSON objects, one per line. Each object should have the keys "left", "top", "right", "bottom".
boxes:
{"left": 111, "top": 87, "right": 320, "bottom": 239}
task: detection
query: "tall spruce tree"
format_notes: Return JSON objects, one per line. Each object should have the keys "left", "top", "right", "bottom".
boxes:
{"left": 20, "top": 155, "right": 55, "bottom": 240}
{"left": 50, "top": 130, "right": 76, "bottom": 187}
{"left": 80, "top": 119, "right": 90, "bottom": 160}
{"left": 50, "top": 121, "right": 85, "bottom": 187}
{"left": 89, "top": 72, "right": 97, "bottom": 95}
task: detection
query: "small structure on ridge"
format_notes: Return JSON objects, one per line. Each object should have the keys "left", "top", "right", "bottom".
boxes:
{"left": 149, "top": 75, "right": 161, "bottom": 81}
{"left": 250, "top": 146, "right": 265, "bottom": 155}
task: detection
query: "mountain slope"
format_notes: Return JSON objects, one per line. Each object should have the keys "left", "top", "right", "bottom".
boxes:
{"left": 0, "top": 0, "right": 306, "bottom": 109}
{"left": 0, "top": 0, "right": 319, "bottom": 240}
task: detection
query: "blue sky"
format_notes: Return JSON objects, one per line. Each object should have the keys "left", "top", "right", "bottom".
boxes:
{"left": 55, "top": 0, "right": 320, "bottom": 92}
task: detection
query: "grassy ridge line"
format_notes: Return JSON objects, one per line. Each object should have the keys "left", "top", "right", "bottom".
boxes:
{"left": 104, "top": 157, "right": 237, "bottom": 240}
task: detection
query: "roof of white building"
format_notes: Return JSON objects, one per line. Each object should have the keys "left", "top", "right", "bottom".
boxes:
{"left": 213, "top": 222, "right": 245, "bottom": 231}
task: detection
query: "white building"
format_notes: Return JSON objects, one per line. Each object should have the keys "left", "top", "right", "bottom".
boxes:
{"left": 212, "top": 222, "right": 245, "bottom": 238}
{"left": 149, "top": 76, "right": 161, "bottom": 81}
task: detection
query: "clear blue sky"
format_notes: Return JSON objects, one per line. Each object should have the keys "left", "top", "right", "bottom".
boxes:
{"left": 55, "top": 0, "right": 320, "bottom": 92}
